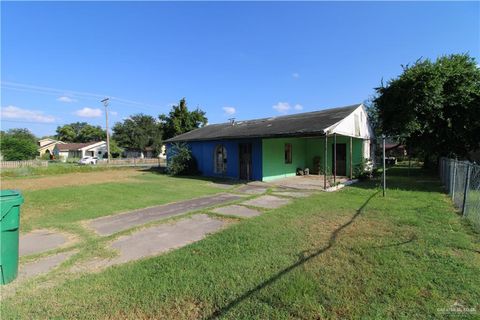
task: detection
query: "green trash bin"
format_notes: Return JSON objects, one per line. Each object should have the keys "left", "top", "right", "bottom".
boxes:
{"left": 0, "top": 190, "right": 23, "bottom": 285}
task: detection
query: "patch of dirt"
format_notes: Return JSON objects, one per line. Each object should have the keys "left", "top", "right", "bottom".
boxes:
{"left": 1, "top": 168, "right": 144, "bottom": 191}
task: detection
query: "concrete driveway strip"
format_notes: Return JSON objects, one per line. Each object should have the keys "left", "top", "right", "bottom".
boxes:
{"left": 87, "top": 193, "right": 243, "bottom": 236}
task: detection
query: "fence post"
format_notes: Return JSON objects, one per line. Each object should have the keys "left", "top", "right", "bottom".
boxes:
{"left": 451, "top": 159, "right": 457, "bottom": 200}
{"left": 462, "top": 164, "right": 471, "bottom": 216}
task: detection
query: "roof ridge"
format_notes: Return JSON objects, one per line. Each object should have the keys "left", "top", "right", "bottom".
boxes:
{"left": 205, "top": 103, "right": 362, "bottom": 127}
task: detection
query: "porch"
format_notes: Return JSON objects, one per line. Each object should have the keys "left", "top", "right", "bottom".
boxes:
{"left": 261, "top": 134, "right": 370, "bottom": 186}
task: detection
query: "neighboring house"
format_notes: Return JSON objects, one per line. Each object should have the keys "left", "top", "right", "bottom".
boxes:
{"left": 166, "top": 103, "right": 375, "bottom": 181}
{"left": 38, "top": 138, "right": 65, "bottom": 157}
{"left": 385, "top": 143, "right": 407, "bottom": 159}
{"left": 53, "top": 141, "right": 107, "bottom": 161}
{"left": 123, "top": 146, "right": 166, "bottom": 158}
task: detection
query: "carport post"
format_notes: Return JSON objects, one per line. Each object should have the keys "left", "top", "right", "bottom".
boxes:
{"left": 324, "top": 133, "right": 328, "bottom": 190}
{"left": 333, "top": 133, "right": 337, "bottom": 185}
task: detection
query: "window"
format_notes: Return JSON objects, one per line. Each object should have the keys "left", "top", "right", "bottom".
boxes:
{"left": 285, "top": 143, "right": 292, "bottom": 164}
{"left": 214, "top": 145, "right": 227, "bottom": 174}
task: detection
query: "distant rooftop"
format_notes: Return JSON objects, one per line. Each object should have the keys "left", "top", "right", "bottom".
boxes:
{"left": 166, "top": 103, "right": 362, "bottom": 142}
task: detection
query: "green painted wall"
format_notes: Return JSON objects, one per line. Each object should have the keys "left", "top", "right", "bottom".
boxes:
{"left": 261, "top": 136, "right": 366, "bottom": 181}
{"left": 262, "top": 137, "right": 306, "bottom": 181}
{"left": 305, "top": 136, "right": 364, "bottom": 175}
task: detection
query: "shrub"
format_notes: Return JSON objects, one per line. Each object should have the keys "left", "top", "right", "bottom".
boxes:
{"left": 167, "top": 143, "right": 198, "bottom": 176}
{"left": 354, "top": 158, "right": 373, "bottom": 180}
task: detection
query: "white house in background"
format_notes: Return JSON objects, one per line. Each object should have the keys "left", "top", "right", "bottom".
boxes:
{"left": 53, "top": 141, "right": 107, "bottom": 161}
{"left": 37, "top": 138, "right": 65, "bottom": 157}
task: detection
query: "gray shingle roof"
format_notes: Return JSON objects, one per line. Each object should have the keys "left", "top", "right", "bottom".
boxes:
{"left": 165, "top": 103, "right": 361, "bottom": 143}
{"left": 56, "top": 142, "right": 102, "bottom": 151}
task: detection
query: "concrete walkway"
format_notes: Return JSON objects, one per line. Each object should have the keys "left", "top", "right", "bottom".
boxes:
{"left": 18, "top": 251, "right": 76, "bottom": 280}
{"left": 75, "top": 214, "right": 225, "bottom": 271}
{"left": 87, "top": 193, "right": 243, "bottom": 236}
{"left": 241, "top": 195, "right": 291, "bottom": 209}
{"left": 20, "top": 230, "right": 75, "bottom": 257}
{"left": 212, "top": 205, "right": 262, "bottom": 218}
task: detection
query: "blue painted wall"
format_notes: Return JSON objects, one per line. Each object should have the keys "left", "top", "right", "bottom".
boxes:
{"left": 167, "top": 139, "right": 262, "bottom": 180}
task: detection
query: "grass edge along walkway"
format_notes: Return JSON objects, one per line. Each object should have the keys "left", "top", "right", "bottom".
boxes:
{"left": 2, "top": 167, "right": 479, "bottom": 319}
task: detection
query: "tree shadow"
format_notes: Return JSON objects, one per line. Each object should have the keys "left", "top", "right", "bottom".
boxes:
{"left": 206, "top": 190, "right": 380, "bottom": 319}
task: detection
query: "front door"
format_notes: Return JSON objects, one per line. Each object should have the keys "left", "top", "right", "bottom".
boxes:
{"left": 332, "top": 143, "right": 347, "bottom": 176}
{"left": 239, "top": 143, "right": 253, "bottom": 180}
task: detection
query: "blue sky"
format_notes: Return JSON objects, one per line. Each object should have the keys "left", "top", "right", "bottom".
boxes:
{"left": 1, "top": 1, "right": 479, "bottom": 137}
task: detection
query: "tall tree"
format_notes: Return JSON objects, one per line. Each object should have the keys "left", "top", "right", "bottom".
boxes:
{"left": 373, "top": 54, "right": 480, "bottom": 164}
{"left": 112, "top": 114, "right": 163, "bottom": 155}
{"left": 159, "top": 98, "right": 207, "bottom": 140}
{"left": 0, "top": 128, "right": 38, "bottom": 160}
{"left": 56, "top": 122, "right": 106, "bottom": 142}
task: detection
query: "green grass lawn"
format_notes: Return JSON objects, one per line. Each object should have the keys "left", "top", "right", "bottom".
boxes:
{"left": 0, "top": 162, "right": 123, "bottom": 178}
{"left": 2, "top": 167, "right": 479, "bottom": 319}
{"left": 19, "top": 172, "right": 223, "bottom": 232}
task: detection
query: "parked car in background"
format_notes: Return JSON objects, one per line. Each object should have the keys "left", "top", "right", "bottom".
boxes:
{"left": 78, "top": 156, "right": 98, "bottom": 165}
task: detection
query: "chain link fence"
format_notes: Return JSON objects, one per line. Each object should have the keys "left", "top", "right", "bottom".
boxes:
{"left": 439, "top": 157, "right": 480, "bottom": 231}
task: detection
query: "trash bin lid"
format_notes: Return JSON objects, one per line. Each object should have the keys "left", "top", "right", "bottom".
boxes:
{"left": 0, "top": 190, "right": 23, "bottom": 220}
{"left": 0, "top": 190, "right": 20, "bottom": 198}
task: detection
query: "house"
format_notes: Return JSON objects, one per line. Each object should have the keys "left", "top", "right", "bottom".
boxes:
{"left": 53, "top": 141, "right": 107, "bottom": 161}
{"left": 123, "top": 147, "right": 157, "bottom": 159}
{"left": 166, "top": 103, "right": 375, "bottom": 182}
{"left": 385, "top": 142, "right": 407, "bottom": 159}
{"left": 38, "top": 138, "right": 65, "bottom": 157}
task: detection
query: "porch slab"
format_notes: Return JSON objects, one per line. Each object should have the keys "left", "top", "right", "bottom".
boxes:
{"left": 241, "top": 195, "right": 291, "bottom": 209}
{"left": 19, "top": 230, "right": 75, "bottom": 257}
{"left": 212, "top": 205, "right": 262, "bottom": 218}
{"left": 76, "top": 214, "right": 225, "bottom": 271}
{"left": 87, "top": 193, "right": 243, "bottom": 236}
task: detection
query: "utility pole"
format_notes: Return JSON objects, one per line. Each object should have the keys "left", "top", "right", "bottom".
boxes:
{"left": 382, "top": 135, "right": 386, "bottom": 197}
{"left": 101, "top": 98, "right": 111, "bottom": 163}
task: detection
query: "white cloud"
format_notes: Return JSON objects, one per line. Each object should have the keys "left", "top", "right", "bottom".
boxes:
{"left": 272, "top": 102, "right": 291, "bottom": 113}
{"left": 110, "top": 111, "right": 118, "bottom": 116}
{"left": 292, "top": 72, "right": 300, "bottom": 79}
{"left": 294, "top": 104, "right": 303, "bottom": 111}
{"left": 0, "top": 105, "right": 56, "bottom": 123}
{"left": 74, "top": 107, "right": 102, "bottom": 118}
{"left": 273, "top": 102, "right": 304, "bottom": 114}
{"left": 222, "top": 106, "right": 236, "bottom": 115}
{"left": 57, "top": 96, "right": 77, "bottom": 103}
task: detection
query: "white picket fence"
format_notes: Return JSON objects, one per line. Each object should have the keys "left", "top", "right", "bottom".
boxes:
{"left": 0, "top": 160, "right": 49, "bottom": 169}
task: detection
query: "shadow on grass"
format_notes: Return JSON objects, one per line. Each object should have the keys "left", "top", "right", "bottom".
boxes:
{"left": 206, "top": 190, "right": 380, "bottom": 319}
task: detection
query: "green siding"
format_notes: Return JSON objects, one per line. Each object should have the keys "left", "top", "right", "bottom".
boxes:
{"left": 262, "top": 136, "right": 366, "bottom": 181}
{"left": 305, "top": 136, "right": 364, "bottom": 175}
{"left": 262, "top": 138, "right": 306, "bottom": 181}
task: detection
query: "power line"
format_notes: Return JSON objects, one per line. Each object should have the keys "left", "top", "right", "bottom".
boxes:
{"left": 1, "top": 81, "right": 164, "bottom": 113}
{"left": 1, "top": 119, "right": 63, "bottom": 126}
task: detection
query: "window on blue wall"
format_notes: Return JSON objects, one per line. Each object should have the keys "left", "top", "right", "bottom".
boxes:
{"left": 285, "top": 143, "right": 292, "bottom": 164}
{"left": 214, "top": 145, "right": 227, "bottom": 174}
